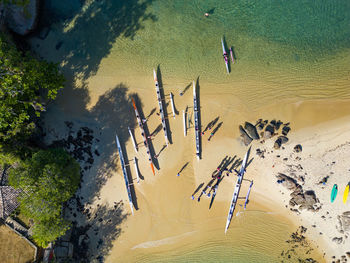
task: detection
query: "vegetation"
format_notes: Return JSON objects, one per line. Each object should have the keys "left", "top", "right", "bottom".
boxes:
{"left": 9, "top": 148, "right": 80, "bottom": 247}
{"left": 0, "top": 33, "right": 64, "bottom": 157}
{"left": 0, "top": 32, "right": 79, "bottom": 247}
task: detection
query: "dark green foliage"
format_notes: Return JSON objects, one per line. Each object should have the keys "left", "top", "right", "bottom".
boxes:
{"left": 0, "top": 33, "right": 64, "bottom": 154}
{"left": 9, "top": 148, "right": 80, "bottom": 247}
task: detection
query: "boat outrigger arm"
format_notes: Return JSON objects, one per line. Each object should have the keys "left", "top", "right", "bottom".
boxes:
{"left": 153, "top": 69, "right": 169, "bottom": 146}
{"left": 225, "top": 147, "right": 250, "bottom": 233}
{"left": 193, "top": 81, "right": 200, "bottom": 159}
{"left": 244, "top": 180, "right": 253, "bottom": 210}
{"left": 131, "top": 98, "right": 155, "bottom": 175}
{"left": 115, "top": 134, "right": 134, "bottom": 215}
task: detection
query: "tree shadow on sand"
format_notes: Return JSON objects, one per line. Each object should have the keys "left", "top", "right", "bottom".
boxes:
{"left": 32, "top": 0, "right": 157, "bottom": 81}
{"left": 49, "top": 83, "right": 148, "bottom": 261}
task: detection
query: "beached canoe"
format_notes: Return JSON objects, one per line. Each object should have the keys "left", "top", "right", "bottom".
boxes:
{"left": 115, "top": 134, "right": 134, "bottom": 215}
{"left": 221, "top": 38, "right": 229, "bottom": 74}
{"left": 153, "top": 69, "right": 169, "bottom": 146}
{"left": 331, "top": 184, "right": 338, "bottom": 203}
{"left": 225, "top": 147, "right": 250, "bottom": 233}
{"left": 193, "top": 81, "right": 200, "bottom": 159}
{"left": 131, "top": 98, "right": 155, "bottom": 175}
{"left": 343, "top": 184, "right": 349, "bottom": 204}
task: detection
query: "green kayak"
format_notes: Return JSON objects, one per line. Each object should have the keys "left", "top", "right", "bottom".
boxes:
{"left": 331, "top": 184, "right": 338, "bottom": 203}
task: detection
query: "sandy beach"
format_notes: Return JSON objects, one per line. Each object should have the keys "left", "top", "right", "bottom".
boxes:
{"left": 40, "top": 71, "right": 350, "bottom": 262}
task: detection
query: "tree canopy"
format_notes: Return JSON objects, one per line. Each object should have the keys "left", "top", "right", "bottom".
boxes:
{"left": 9, "top": 148, "right": 80, "bottom": 247}
{"left": 0, "top": 33, "right": 64, "bottom": 155}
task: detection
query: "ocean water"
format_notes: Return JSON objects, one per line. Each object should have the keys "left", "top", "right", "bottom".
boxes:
{"left": 30, "top": 0, "right": 349, "bottom": 262}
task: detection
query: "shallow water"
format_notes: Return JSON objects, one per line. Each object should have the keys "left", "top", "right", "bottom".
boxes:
{"left": 29, "top": 0, "right": 349, "bottom": 262}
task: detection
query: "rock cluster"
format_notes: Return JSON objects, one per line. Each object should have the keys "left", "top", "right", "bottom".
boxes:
{"left": 239, "top": 119, "right": 291, "bottom": 149}
{"left": 279, "top": 226, "right": 317, "bottom": 262}
{"left": 276, "top": 173, "right": 321, "bottom": 212}
{"left": 337, "top": 211, "right": 350, "bottom": 233}
{"left": 50, "top": 122, "right": 97, "bottom": 172}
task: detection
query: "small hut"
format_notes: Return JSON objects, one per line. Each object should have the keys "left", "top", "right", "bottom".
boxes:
{"left": 0, "top": 166, "right": 21, "bottom": 220}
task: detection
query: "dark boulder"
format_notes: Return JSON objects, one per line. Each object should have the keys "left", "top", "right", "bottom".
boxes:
{"left": 274, "top": 138, "right": 282, "bottom": 149}
{"left": 282, "top": 125, "right": 291, "bottom": 136}
{"left": 294, "top": 144, "right": 302, "bottom": 153}
{"left": 278, "top": 136, "right": 289, "bottom": 144}
{"left": 276, "top": 173, "right": 299, "bottom": 191}
{"left": 239, "top": 125, "right": 253, "bottom": 146}
{"left": 275, "top": 120, "right": 283, "bottom": 130}
{"left": 244, "top": 122, "right": 260, "bottom": 140}
{"left": 264, "top": 124, "right": 275, "bottom": 139}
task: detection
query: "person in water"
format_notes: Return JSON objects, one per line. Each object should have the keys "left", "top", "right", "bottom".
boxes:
{"left": 204, "top": 13, "right": 209, "bottom": 17}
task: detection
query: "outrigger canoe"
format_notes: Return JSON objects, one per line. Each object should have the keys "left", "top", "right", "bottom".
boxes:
{"left": 225, "top": 147, "right": 250, "bottom": 233}
{"left": 221, "top": 38, "right": 229, "bottom": 74}
{"left": 343, "top": 184, "right": 349, "bottom": 204}
{"left": 331, "top": 184, "right": 338, "bottom": 203}
{"left": 131, "top": 98, "right": 155, "bottom": 175}
{"left": 115, "top": 134, "right": 134, "bottom": 215}
{"left": 193, "top": 81, "right": 200, "bottom": 159}
{"left": 153, "top": 69, "right": 169, "bottom": 146}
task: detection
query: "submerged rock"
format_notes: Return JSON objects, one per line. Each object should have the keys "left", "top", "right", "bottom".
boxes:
{"left": 239, "top": 125, "right": 253, "bottom": 146}
{"left": 2, "top": 0, "right": 39, "bottom": 35}
{"left": 244, "top": 121, "right": 260, "bottom": 140}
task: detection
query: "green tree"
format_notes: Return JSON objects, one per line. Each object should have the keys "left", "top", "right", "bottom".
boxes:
{"left": 9, "top": 148, "right": 80, "bottom": 247}
{"left": 0, "top": 33, "right": 64, "bottom": 155}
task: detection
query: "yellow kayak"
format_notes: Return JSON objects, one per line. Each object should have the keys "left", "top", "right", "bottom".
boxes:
{"left": 343, "top": 184, "right": 349, "bottom": 204}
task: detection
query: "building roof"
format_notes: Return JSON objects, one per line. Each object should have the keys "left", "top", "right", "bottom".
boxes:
{"left": 0, "top": 166, "right": 21, "bottom": 219}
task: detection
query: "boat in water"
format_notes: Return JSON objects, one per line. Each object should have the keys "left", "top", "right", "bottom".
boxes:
{"left": 115, "top": 134, "right": 134, "bottom": 215}
{"left": 229, "top": 47, "right": 235, "bottom": 64}
{"left": 221, "top": 38, "right": 229, "bottom": 74}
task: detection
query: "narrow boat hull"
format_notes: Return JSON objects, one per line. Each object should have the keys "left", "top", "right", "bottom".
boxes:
{"left": 331, "top": 184, "right": 338, "bottom": 203}
{"left": 343, "top": 185, "right": 349, "bottom": 204}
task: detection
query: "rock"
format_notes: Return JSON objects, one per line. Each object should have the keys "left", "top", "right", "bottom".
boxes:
{"left": 275, "top": 120, "right": 283, "bottom": 130}
{"left": 332, "top": 237, "right": 343, "bottom": 244}
{"left": 239, "top": 125, "right": 253, "bottom": 146}
{"left": 274, "top": 138, "right": 282, "bottom": 149}
{"left": 278, "top": 136, "right": 289, "bottom": 144}
{"left": 304, "top": 190, "right": 317, "bottom": 206}
{"left": 337, "top": 211, "right": 350, "bottom": 233}
{"left": 2, "top": 0, "right": 39, "bottom": 35}
{"left": 282, "top": 125, "right": 291, "bottom": 136}
{"left": 264, "top": 125, "right": 275, "bottom": 139}
{"left": 244, "top": 122, "right": 260, "bottom": 140}
{"left": 294, "top": 144, "right": 302, "bottom": 152}
{"left": 257, "top": 122, "right": 265, "bottom": 130}
{"left": 276, "top": 173, "right": 299, "bottom": 191}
